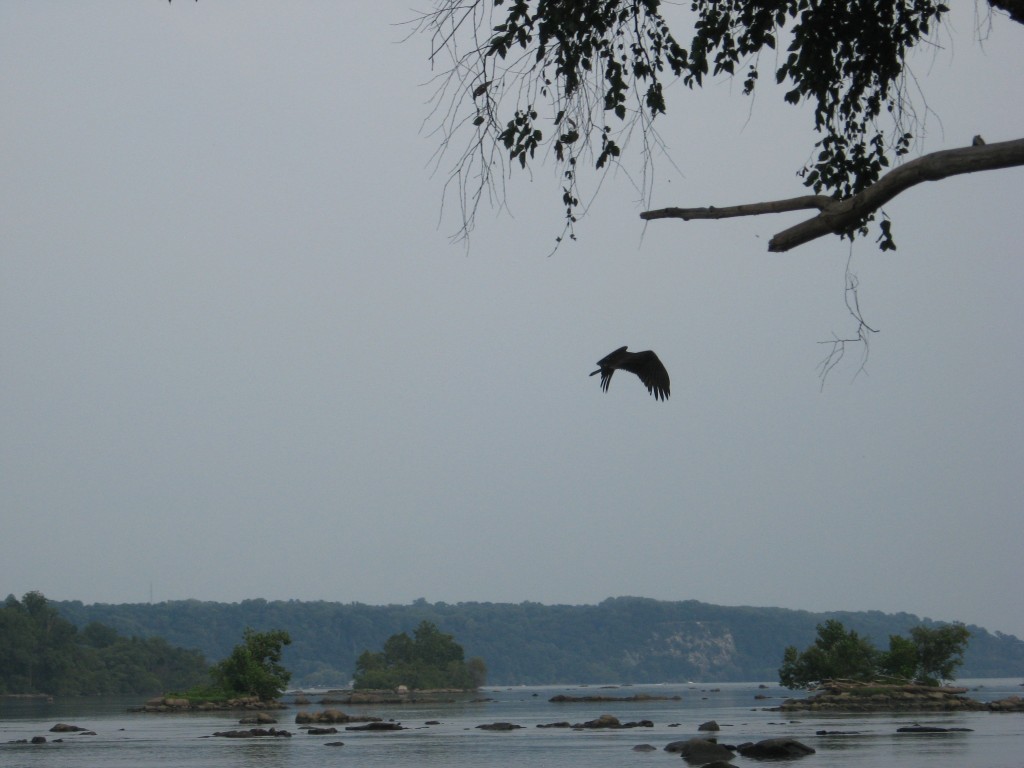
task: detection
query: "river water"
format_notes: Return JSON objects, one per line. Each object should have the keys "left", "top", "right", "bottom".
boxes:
{"left": 2, "top": 679, "right": 1022, "bottom": 768}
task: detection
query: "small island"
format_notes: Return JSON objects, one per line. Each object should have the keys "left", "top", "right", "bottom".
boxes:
{"left": 352, "top": 620, "right": 486, "bottom": 691}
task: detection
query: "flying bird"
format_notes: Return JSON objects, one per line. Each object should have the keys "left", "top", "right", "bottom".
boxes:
{"left": 590, "top": 346, "right": 670, "bottom": 401}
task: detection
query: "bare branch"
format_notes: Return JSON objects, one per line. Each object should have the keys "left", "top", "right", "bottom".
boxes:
{"left": 641, "top": 195, "right": 833, "bottom": 222}
{"left": 817, "top": 249, "right": 879, "bottom": 388}
{"left": 640, "top": 138, "right": 1024, "bottom": 251}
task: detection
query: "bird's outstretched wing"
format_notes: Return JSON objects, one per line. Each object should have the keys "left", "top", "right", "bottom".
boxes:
{"left": 590, "top": 347, "right": 670, "bottom": 401}
{"left": 619, "top": 350, "right": 670, "bottom": 400}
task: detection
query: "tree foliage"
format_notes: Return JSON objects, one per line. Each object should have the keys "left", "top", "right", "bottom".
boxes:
{"left": 418, "top": 0, "right": 1023, "bottom": 248}
{"left": 895, "top": 623, "right": 971, "bottom": 685}
{"left": 779, "top": 619, "right": 970, "bottom": 689}
{"left": 0, "top": 592, "right": 208, "bottom": 695}
{"left": 353, "top": 620, "right": 487, "bottom": 690}
{"left": 209, "top": 627, "right": 292, "bottom": 701}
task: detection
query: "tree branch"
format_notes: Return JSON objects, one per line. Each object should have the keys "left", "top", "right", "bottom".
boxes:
{"left": 988, "top": 0, "right": 1024, "bottom": 24}
{"left": 640, "top": 138, "right": 1024, "bottom": 251}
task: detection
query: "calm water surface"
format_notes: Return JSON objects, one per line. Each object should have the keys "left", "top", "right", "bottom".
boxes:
{"left": 2, "top": 679, "right": 1022, "bottom": 768}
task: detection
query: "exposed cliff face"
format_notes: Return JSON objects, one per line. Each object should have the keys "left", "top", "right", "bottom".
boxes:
{"left": 625, "top": 622, "right": 738, "bottom": 678}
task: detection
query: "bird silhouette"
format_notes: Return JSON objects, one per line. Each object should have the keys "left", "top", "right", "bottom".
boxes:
{"left": 590, "top": 346, "right": 670, "bottom": 401}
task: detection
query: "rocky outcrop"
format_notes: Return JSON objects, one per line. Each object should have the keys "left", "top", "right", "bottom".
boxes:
{"left": 132, "top": 696, "right": 285, "bottom": 713}
{"left": 477, "top": 721, "right": 524, "bottom": 731}
{"left": 988, "top": 695, "right": 1024, "bottom": 711}
{"left": 779, "top": 683, "right": 1024, "bottom": 712}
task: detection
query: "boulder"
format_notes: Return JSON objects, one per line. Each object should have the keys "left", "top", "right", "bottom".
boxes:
{"left": 305, "top": 726, "right": 339, "bottom": 735}
{"left": 664, "top": 737, "right": 735, "bottom": 763}
{"left": 239, "top": 712, "right": 277, "bottom": 725}
{"left": 50, "top": 723, "right": 86, "bottom": 732}
{"left": 698, "top": 720, "right": 721, "bottom": 731}
{"left": 581, "top": 714, "right": 619, "bottom": 728}
{"left": 295, "top": 709, "right": 351, "bottom": 724}
{"left": 632, "top": 743, "right": 658, "bottom": 752}
{"left": 476, "top": 722, "right": 523, "bottom": 731}
{"left": 345, "top": 721, "right": 404, "bottom": 731}
{"left": 737, "top": 738, "right": 815, "bottom": 759}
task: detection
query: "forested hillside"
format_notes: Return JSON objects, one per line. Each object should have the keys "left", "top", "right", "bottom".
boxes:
{"left": 54, "top": 597, "right": 1024, "bottom": 687}
{"left": 1, "top": 592, "right": 208, "bottom": 695}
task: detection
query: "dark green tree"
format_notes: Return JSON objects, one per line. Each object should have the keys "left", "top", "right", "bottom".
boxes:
{"left": 353, "top": 620, "right": 486, "bottom": 690}
{"left": 781, "top": 619, "right": 972, "bottom": 689}
{"left": 779, "top": 619, "right": 878, "bottom": 689}
{"left": 210, "top": 627, "right": 292, "bottom": 701}
{"left": 0, "top": 592, "right": 207, "bottom": 695}
{"left": 878, "top": 634, "right": 919, "bottom": 681}
{"left": 907, "top": 623, "right": 970, "bottom": 685}
{"left": 418, "top": 1, "right": 1024, "bottom": 250}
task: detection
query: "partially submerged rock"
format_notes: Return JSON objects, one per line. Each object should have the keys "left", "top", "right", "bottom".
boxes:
{"left": 664, "top": 737, "right": 736, "bottom": 763}
{"left": 211, "top": 728, "right": 292, "bottom": 738}
{"left": 50, "top": 723, "right": 87, "bottom": 732}
{"left": 476, "top": 722, "right": 523, "bottom": 731}
{"left": 345, "top": 721, "right": 405, "bottom": 731}
{"left": 737, "top": 738, "right": 815, "bottom": 759}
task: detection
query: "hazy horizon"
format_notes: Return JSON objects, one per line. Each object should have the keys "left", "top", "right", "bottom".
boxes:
{"left": 3, "top": 4, "right": 1022, "bottom": 640}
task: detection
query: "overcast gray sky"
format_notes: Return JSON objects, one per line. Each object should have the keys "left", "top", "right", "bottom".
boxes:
{"left": 3, "top": 3, "right": 1022, "bottom": 642}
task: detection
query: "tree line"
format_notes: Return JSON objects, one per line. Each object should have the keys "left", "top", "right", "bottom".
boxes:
{"left": 54, "top": 596, "right": 1024, "bottom": 687}
{"left": 0, "top": 592, "right": 207, "bottom": 695}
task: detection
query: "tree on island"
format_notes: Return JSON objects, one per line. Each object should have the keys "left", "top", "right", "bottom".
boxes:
{"left": 417, "top": 1, "right": 1023, "bottom": 251}
{"left": 207, "top": 627, "right": 292, "bottom": 701}
{"left": 779, "top": 619, "right": 970, "bottom": 689}
{"left": 353, "top": 620, "right": 487, "bottom": 690}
